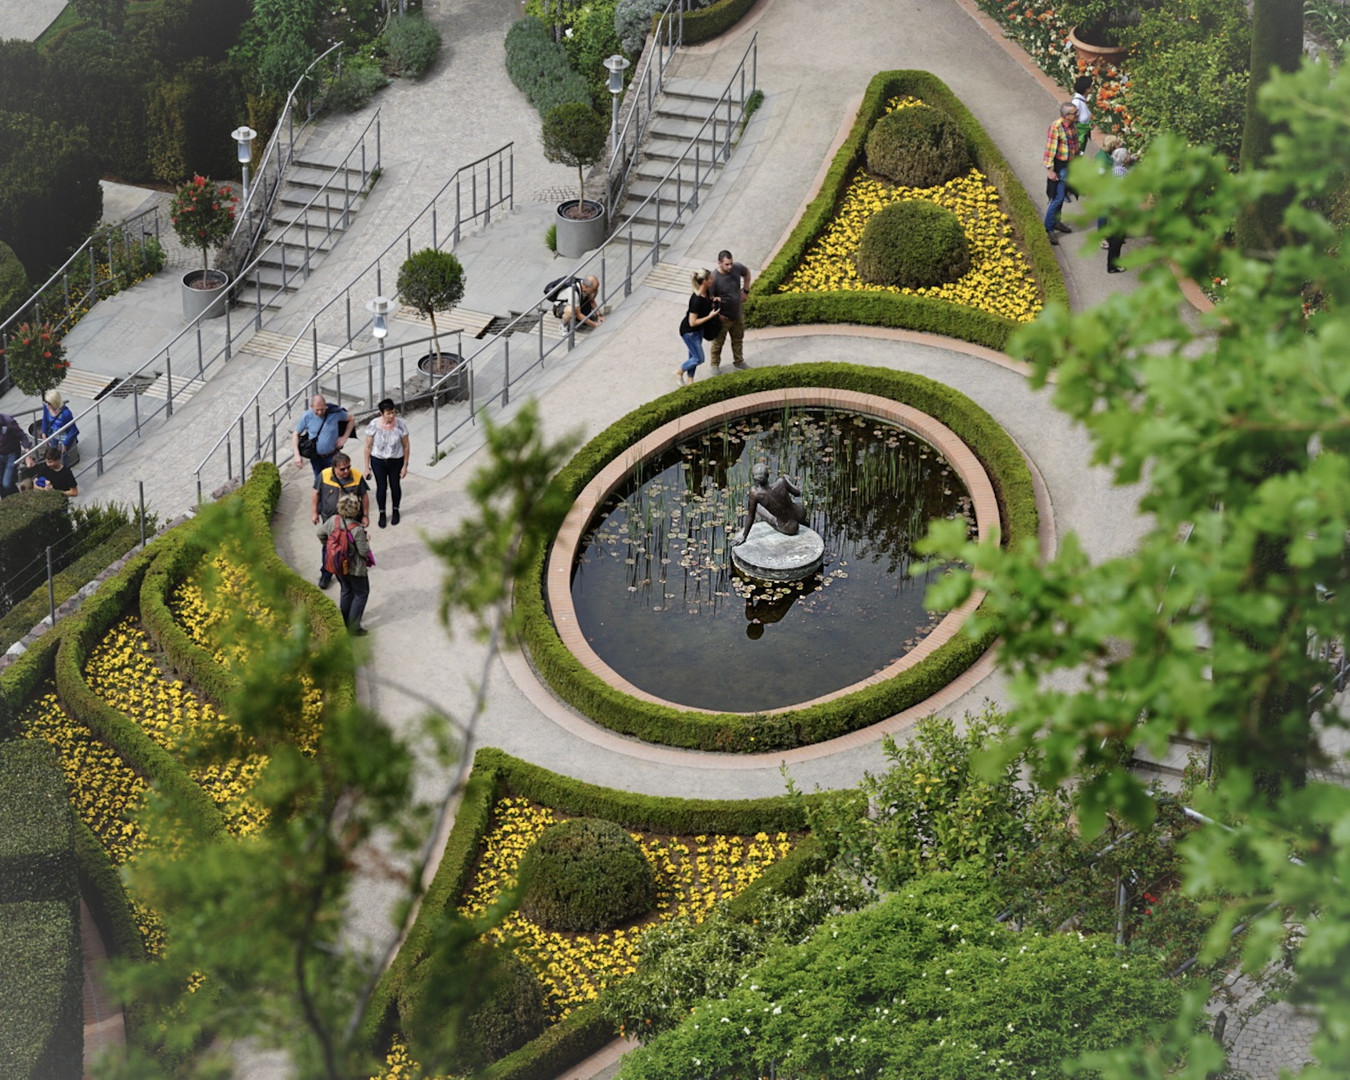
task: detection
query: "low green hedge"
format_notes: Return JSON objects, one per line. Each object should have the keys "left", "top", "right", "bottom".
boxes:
{"left": 0, "top": 900, "right": 82, "bottom": 1079}
{"left": 505, "top": 17, "right": 594, "bottom": 116}
{"left": 674, "top": 0, "right": 757, "bottom": 44}
{"left": 0, "top": 489, "right": 73, "bottom": 618}
{"left": 0, "top": 740, "right": 77, "bottom": 904}
{"left": 517, "top": 363, "right": 1036, "bottom": 751}
{"left": 748, "top": 70, "right": 1067, "bottom": 350}
{"left": 0, "top": 522, "right": 141, "bottom": 654}
{"left": 0, "top": 739, "right": 81, "bottom": 1079}
{"left": 365, "top": 748, "right": 830, "bottom": 1079}
{"left": 0, "top": 624, "right": 65, "bottom": 741}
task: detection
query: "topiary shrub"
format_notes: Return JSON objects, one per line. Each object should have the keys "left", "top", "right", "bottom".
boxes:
{"left": 864, "top": 103, "right": 971, "bottom": 188}
{"left": 383, "top": 13, "right": 442, "bottom": 78}
{"left": 518, "top": 817, "right": 656, "bottom": 932}
{"left": 856, "top": 199, "right": 971, "bottom": 289}
{"left": 398, "top": 943, "right": 547, "bottom": 1073}
{"left": 328, "top": 56, "right": 389, "bottom": 112}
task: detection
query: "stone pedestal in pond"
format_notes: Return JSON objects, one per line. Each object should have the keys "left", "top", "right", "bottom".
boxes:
{"left": 731, "top": 521, "right": 825, "bottom": 582}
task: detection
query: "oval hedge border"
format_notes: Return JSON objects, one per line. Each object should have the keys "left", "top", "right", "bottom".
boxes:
{"left": 516, "top": 362, "right": 1037, "bottom": 752}
{"left": 746, "top": 70, "right": 1068, "bottom": 351}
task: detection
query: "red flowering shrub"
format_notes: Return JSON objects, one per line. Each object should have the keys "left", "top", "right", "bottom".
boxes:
{"left": 169, "top": 176, "right": 237, "bottom": 274}
{"left": 0, "top": 321, "right": 69, "bottom": 397}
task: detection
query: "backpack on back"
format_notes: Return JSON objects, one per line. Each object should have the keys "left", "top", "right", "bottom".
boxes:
{"left": 543, "top": 275, "right": 580, "bottom": 319}
{"left": 323, "top": 523, "right": 353, "bottom": 576}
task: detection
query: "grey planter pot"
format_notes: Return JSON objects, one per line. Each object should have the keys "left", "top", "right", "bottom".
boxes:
{"left": 554, "top": 200, "right": 607, "bottom": 259}
{"left": 417, "top": 351, "right": 468, "bottom": 403}
{"left": 181, "top": 269, "right": 229, "bottom": 321}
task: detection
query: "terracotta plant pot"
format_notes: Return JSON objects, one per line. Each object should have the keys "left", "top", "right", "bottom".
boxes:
{"left": 1068, "top": 25, "right": 1128, "bottom": 67}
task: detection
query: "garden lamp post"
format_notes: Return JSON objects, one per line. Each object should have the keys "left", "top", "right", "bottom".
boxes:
{"left": 367, "top": 295, "right": 393, "bottom": 396}
{"left": 603, "top": 54, "right": 631, "bottom": 165}
{"left": 232, "top": 125, "right": 258, "bottom": 206}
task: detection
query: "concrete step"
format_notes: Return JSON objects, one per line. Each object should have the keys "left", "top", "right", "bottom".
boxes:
{"left": 238, "top": 264, "right": 301, "bottom": 294}
{"left": 229, "top": 285, "right": 286, "bottom": 315}
{"left": 1131, "top": 733, "right": 1208, "bottom": 791}
{"left": 284, "top": 163, "right": 369, "bottom": 191}
{"left": 641, "top": 133, "right": 730, "bottom": 166}
{"left": 270, "top": 204, "right": 354, "bottom": 233}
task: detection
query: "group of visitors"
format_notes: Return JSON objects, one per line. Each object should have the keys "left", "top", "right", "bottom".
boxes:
{"left": 0, "top": 390, "right": 81, "bottom": 498}
{"left": 292, "top": 394, "right": 411, "bottom": 636}
{"left": 1043, "top": 74, "right": 1135, "bottom": 272}
{"left": 675, "top": 250, "right": 752, "bottom": 384}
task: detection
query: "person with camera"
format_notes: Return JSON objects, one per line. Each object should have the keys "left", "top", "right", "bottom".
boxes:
{"left": 676, "top": 269, "right": 722, "bottom": 385}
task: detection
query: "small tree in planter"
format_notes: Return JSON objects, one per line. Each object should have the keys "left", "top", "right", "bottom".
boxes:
{"left": 170, "top": 175, "right": 236, "bottom": 278}
{"left": 397, "top": 247, "right": 466, "bottom": 370}
{"left": 1, "top": 322, "right": 68, "bottom": 398}
{"left": 542, "top": 102, "right": 609, "bottom": 256}
{"left": 543, "top": 101, "right": 607, "bottom": 219}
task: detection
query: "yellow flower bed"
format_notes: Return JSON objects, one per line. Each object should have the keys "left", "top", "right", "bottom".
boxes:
{"left": 171, "top": 554, "right": 323, "bottom": 753}
{"left": 781, "top": 97, "right": 1043, "bottom": 323}
{"left": 460, "top": 798, "right": 794, "bottom": 1019}
{"left": 20, "top": 684, "right": 165, "bottom": 953}
{"left": 85, "top": 618, "right": 268, "bottom": 835}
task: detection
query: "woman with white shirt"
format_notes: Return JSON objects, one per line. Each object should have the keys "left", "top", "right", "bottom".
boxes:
{"left": 363, "top": 398, "right": 410, "bottom": 528}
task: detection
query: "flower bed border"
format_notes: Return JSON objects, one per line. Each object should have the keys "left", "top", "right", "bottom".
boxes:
{"left": 516, "top": 362, "right": 1037, "bottom": 752}
{"left": 747, "top": 70, "right": 1068, "bottom": 349}
{"left": 362, "top": 747, "right": 840, "bottom": 1080}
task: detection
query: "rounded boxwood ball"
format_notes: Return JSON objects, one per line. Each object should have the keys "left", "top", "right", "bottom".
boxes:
{"left": 865, "top": 104, "right": 972, "bottom": 188}
{"left": 856, "top": 200, "right": 972, "bottom": 289}
{"left": 519, "top": 817, "right": 657, "bottom": 932}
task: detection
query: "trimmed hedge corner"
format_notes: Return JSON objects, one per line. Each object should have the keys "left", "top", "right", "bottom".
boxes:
{"left": 748, "top": 70, "right": 1067, "bottom": 349}
{"left": 364, "top": 748, "right": 832, "bottom": 1080}
{"left": 517, "top": 363, "right": 1036, "bottom": 751}
{"left": 671, "top": 0, "right": 757, "bottom": 44}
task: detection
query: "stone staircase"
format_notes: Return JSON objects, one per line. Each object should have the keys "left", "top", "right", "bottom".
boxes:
{"left": 608, "top": 78, "right": 735, "bottom": 258}
{"left": 232, "top": 151, "right": 372, "bottom": 314}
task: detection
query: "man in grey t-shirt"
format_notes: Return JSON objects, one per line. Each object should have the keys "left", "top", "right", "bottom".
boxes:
{"left": 709, "top": 249, "right": 752, "bottom": 368}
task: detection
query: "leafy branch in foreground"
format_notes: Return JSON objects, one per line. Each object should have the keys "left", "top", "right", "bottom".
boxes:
{"left": 923, "top": 55, "right": 1350, "bottom": 1080}
{"left": 99, "top": 404, "right": 580, "bottom": 1079}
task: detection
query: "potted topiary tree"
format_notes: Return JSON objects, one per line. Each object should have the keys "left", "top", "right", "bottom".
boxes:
{"left": 170, "top": 175, "right": 236, "bottom": 321}
{"left": 542, "top": 102, "right": 609, "bottom": 258}
{"left": 397, "top": 247, "right": 467, "bottom": 401}
{"left": 0, "top": 321, "right": 68, "bottom": 398}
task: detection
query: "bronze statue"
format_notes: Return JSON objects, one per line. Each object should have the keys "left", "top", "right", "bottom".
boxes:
{"left": 733, "top": 463, "right": 808, "bottom": 545}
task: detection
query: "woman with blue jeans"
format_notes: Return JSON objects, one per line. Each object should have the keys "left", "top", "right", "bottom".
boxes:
{"left": 676, "top": 269, "right": 721, "bottom": 385}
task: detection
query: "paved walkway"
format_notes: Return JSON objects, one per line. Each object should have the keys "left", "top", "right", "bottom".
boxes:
{"left": 8, "top": 0, "right": 1313, "bottom": 1077}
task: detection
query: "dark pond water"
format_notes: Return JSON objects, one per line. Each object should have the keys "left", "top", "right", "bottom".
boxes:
{"left": 567, "top": 408, "right": 975, "bottom": 713}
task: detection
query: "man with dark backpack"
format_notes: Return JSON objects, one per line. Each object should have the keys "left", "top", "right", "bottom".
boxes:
{"left": 544, "top": 274, "right": 602, "bottom": 329}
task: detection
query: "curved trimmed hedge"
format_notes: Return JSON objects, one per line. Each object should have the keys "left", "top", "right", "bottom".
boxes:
{"left": 748, "top": 70, "right": 1068, "bottom": 350}
{"left": 364, "top": 748, "right": 834, "bottom": 1080}
{"left": 673, "top": 0, "right": 757, "bottom": 44}
{"left": 516, "top": 363, "right": 1036, "bottom": 752}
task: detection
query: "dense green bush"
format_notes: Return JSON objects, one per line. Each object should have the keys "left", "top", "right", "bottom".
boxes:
{"left": 618, "top": 873, "right": 1187, "bottom": 1080}
{"left": 383, "top": 13, "right": 442, "bottom": 78}
{"left": 677, "top": 0, "right": 757, "bottom": 44}
{"left": 865, "top": 103, "right": 971, "bottom": 187}
{"left": 328, "top": 55, "right": 389, "bottom": 113}
{"left": 615, "top": 0, "right": 666, "bottom": 53}
{"left": 750, "top": 70, "right": 1066, "bottom": 347}
{"left": 0, "top": 492, "right": 74, "bottom": 618}
{"left": 519, "top": 818, "right": 657, "bottom": 932}
{"left": 0, "top": 241, "right": 29, "bottom": 321}
{"left": 504, "top": 18, "right": 593, "bottom": 116}
{"left": 0, "top": 740, "right": 81, "bottom": 1080}
{"left": 857, "top": 199, "right": 971, "bottom": 288}
{"left": 1118, "top": 0, "right": 1250, "bottom": 162}
{"left": 399, "top": 944, "right": 548, "bottom": 1073}
{"left": 556, "top": 0, "right": 624, "bottom": 105}
{"left": 516, "top": 363, "right": 1037, "bottom": 751}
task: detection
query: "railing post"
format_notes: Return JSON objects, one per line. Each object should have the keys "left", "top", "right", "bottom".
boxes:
{"left": 692, "top": 143, "right": 700, "bottom": 210}
{"left": 95, "top": 411, "right": 104, "bottom": 476}
{"left": 653, "top": 198, "right": 662, "bottom": 266}
{"left": 455, "top": 182, "right": 462, "bottom": 245}
{"left": 509, "top": 148, "right": 514, "bottom": 212}
{"left": 138, "top": 482, "right": 147, "bottom": 546}
{"left": 724, "top": 96, "right": 733, "bottom": 160}
{"left": 432, "top": 204, "right": 438, "bottom": 251}
{"left": 626, "top": 229, "right": 634, "bottom": 297}
{"left": 132, "top": 382, "right": 141, "bottom": 435}
{"left": 224, "top": 301, "right": 232, "bottom": 361}
{"left": 196, "top": 320, "right": 205, "bottom": 378}
{"left": 502, "top": 337, "right": 510, "bottom": 406}
{"left": 47, "top": 546, "right": 56, "bottom": 628}
{"left": 238, "top": 416, "right": 246, "bottom": 479}
{"left": 255, "top": 401, "right": 262, "bottom": 460}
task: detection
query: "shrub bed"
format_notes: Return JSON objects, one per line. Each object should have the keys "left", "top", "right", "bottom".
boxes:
{"left": 673, "top": 0, "right": 757, "bottom": 44}
{"left": 0, "top": 490, "right": 73, "bottom": 617}
{"left": 505, "top": 17, "right": 594, "bottom": 116}
{"left": 365, "top": 748, "right": 832, "bottom": 1080}
{"left": 749, "top": 72, "right": 1066, "bottom": 350}
{"left": 516, "top": 363, "right": 1036, "bottom": 752}
{"left": 0, "top": 739, "right": 81, "bottom": 1080}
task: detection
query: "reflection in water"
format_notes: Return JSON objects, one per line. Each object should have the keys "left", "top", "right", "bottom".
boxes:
{"left": 570, "top": 408, "right": 975, "bottom": 712}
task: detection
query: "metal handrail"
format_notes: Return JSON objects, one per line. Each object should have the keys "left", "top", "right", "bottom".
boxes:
{"left": 228, "top": 42, "right": 346, "bottom": 266}
{"left": 192, "top": 37, "right": 757, "bottom": 499}
{"left": 191, "top": 144, "right": 514, "bottom": 491}
{"left": 19, "top": 116, "right": 382, "bottom": 480}
{"left": 0, "top": 205, "right": 164, "bottom": 385}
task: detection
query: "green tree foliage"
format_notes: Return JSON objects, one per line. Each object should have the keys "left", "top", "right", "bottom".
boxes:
{"left": 542, "top": 102, "right": 608, "bottom": 210}
{"left": 396, "top": 248, "right": 465, "bottom": 361}
{"left": 0, "top": 241, "right": 29, "bottom": 323}
{"left": 0, "top": 112, "right": 102, "bottom": 280}
{"left": 924, "top": 56, "right": 1350, "bottom": 1079}
{"left": 43, "top": 29, "right": 151, "bottom": 181}
{"left": 101, "top": 405, "right": 580, "bottom": 1079}
{"left": 617, "top": 873, "right": 1184, "bottom": 1080}
{"left": 382, "top": 14, "right": 442, "bottom": 78}
{"left": 71, "top": 0, "right": 128, "bottom": 35}
{"left": 518, "top": 818, "right": 657, "bottom": 931}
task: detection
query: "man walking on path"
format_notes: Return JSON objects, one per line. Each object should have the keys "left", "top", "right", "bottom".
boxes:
{"left": 1043, "top": 102, "right": 1080, "bottom": 245}
{"left": 293, "top": 394, "right": 357, "bottom": 485}
{"left": 311, "top": 451, "right": 369, "bottom": 589}
{"left": 709, "top": 250, "right": 752, "bottom": 369}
